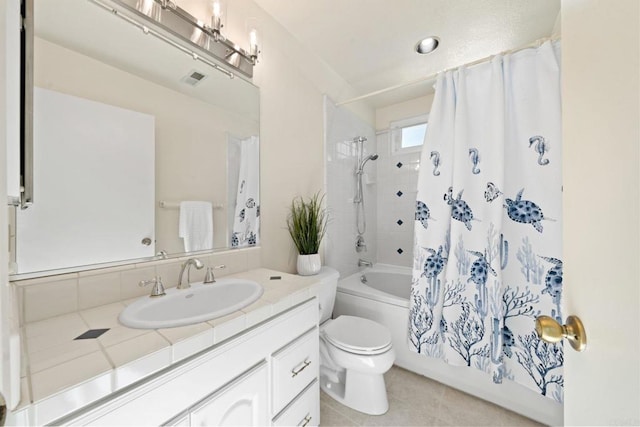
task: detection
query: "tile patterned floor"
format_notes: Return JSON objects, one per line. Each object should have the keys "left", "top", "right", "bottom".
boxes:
{"left": 319, "top": 366, "right": 545, "bottom": 426}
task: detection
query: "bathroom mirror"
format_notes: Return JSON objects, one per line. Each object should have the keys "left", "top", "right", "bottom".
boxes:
{"left": 9, "top": 0, "right": 260, "bottom": 276}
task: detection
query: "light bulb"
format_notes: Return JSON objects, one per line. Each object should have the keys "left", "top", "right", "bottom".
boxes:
{"left": 211, "top": 0, "right": 221, "bottom": 32}
{"left": 249, "top": 29, "right": 259, "bottom": 59}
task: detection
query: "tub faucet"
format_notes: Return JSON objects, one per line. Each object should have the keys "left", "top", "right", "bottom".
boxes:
{"left": 358, "top": 258, "right": 373, "bottom": 268}
{"left": 177, "top": 258, "right": 204, "bottom": 289}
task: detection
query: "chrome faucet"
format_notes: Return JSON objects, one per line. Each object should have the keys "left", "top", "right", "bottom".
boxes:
{"left": 358, "top": 258, "right": 373, "bottom": 267}
{"left": 177, "top": 258, "right": 204, "bottom": 289}
{"left": 139, "top": 276, "right": 166, "bottom": 297}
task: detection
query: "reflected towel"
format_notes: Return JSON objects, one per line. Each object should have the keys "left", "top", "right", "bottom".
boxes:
{"left": 179, "top": 201, "right": 213, "bottom": 252}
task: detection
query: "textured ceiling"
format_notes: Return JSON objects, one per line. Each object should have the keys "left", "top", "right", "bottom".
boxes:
{"left": 253, "top": 0, "right": 560, "bottom": 107}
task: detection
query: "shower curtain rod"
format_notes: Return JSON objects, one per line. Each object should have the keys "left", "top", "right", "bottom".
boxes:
{"left": 336, "top": 35, "right": 561, "bottom": 106}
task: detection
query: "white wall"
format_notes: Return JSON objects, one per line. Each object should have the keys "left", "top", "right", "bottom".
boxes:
{"left": 375, "top": 94, "right": 434, "bottom": 267}
{"left": 562, "top": 0, "right": 640, "bottom": 425}
{"left": 217, "top": 0, "right": 374, "bottom": 273}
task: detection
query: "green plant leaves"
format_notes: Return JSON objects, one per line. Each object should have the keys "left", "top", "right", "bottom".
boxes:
{"left": 286, "top": 192, "right": 327, "bottom": 255}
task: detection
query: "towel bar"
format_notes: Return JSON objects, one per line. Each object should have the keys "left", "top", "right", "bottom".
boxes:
{"left": 159, "top": 201, "right": 224, "bottom": 209}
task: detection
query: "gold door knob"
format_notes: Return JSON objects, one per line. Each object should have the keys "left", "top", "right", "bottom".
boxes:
{"left": 535, "top": 315, "right": 587, "bottom": 352}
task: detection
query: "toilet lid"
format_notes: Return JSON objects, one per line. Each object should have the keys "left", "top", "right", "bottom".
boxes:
{"left": 323, "top": 315, "right": 392, "bottom": 354}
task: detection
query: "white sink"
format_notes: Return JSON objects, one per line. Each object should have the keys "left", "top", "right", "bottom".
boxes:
{"left": 119, "top": 279, "right": 264, "bottom": 329}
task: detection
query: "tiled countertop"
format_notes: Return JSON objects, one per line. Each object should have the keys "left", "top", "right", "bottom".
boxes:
{"left": 15, "top": 268, "right": 321, "bottom": 424}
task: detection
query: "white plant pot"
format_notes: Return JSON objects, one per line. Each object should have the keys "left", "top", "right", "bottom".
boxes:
{"left": 297, "top": 253, "right": 321, "bottom": 276}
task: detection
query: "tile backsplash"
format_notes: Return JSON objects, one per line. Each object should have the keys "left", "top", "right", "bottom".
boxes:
{"left": 13, "top": 247, "right": 261, "bottom": 324}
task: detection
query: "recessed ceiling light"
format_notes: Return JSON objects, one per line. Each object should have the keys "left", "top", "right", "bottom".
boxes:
{"left": 415, "top": 37, "right": 439, "bottom": 54}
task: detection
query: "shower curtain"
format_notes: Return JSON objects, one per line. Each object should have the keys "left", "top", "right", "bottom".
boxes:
{"left": 231, "top": 135, "right": 260, "bottom": 248}
{"left": 409, "top": 41, "right": 563, "bottom": 402}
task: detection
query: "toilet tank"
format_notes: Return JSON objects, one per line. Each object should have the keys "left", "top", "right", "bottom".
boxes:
{"left": 313, "top": 267, "right": 340, "bottom": 323}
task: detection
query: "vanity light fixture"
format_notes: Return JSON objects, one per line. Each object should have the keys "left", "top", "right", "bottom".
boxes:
{"left": 91, "top": 0, "right": 260, "bottom": 78}
{"left": 201, "top": 0, "right": 260, "bottom": 65}
{"left": 415, "top": 36, "right": 440, "bottom": 54}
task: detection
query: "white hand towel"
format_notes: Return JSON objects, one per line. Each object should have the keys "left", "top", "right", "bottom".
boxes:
{"left": 179, "top": 201, "right": 213, "bottom": 252}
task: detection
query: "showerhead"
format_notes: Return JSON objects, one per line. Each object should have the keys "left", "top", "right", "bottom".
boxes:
{"left": 357, "top": 153, "right": 379, "bottom": 172}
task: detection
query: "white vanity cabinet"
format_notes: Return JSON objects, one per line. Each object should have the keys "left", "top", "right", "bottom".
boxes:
{"left": 63, "top": 299, "right": 319, "bottom": 427}
{"left": 189, "top": 362, "right": 268, "bottom": 426}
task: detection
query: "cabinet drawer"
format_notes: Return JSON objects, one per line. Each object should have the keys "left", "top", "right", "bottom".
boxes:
{"left": 273, "top": 380, "right": 319, "bottom": 427}
{"left": 271, "top": 328, "right": 319, "bottom": 414}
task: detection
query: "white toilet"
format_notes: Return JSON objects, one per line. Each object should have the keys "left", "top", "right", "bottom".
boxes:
{"left": 315, "top": 267, "right": 395, "bottom": 415}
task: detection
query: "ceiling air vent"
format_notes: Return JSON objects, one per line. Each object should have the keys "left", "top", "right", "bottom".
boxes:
{"left": 181, "top": 70, "right": 208, "bottom": 86}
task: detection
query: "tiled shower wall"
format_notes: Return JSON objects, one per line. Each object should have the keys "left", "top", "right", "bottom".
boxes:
{"left": 375, "top": 95, "right": 434, "bottom": 268}
{"left": 324, "top": 97, "right": 377, "bottom": 279}
{"left": 324, "top": 95, "right": 433, "bottom": 273}
{"left": 375, "top": 132, "right": 421, "bottom": 267}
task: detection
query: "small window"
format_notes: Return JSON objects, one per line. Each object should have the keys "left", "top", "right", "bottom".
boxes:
{"left": 390, "top": 114, "right": 428, "bottom": 154}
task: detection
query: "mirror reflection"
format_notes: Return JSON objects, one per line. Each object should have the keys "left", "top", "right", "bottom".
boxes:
{"left": 9, "top": 0, "right": 260, "bottom": 276}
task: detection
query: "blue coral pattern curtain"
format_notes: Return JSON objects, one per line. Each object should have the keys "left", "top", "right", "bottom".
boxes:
{"left": 231, "top": 135, "right": 260, "bottom": 248}
{"left": 409, "top": 41, "right": 563, "bottom": 402}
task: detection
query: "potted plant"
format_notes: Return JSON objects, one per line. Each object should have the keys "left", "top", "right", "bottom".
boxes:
{"left": 286, "top": 192, "right": 328, "bottom": 276}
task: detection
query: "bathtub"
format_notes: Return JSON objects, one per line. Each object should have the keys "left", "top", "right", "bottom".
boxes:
{"left": 333, "top": 264, "right": 562, "bottom": 426}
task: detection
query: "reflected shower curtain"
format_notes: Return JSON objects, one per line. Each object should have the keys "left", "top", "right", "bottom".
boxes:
{"left": 409, "top": 41, "right": 563, "bottom": 401}
{"left": 231, "top": 136, "right": 260, "bottom": 248}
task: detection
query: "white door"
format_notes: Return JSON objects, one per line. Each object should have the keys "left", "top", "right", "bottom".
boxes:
{"left": 190, "top": 363, "right": 269, "bottom": 426}
{"left": 562, "top": 0, "right": 640, "bottom": 425}
{"left": 16, "top": 88, "right": 155, "bottom": 273}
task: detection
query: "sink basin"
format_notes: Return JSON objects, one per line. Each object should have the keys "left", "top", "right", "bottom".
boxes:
{"left": 119, "top": 279, "right": 264, "bottom": 329}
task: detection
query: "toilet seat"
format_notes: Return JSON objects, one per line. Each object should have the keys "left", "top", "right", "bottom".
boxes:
{"left": 322, "top": 315, "right": 392, "bottom": 355}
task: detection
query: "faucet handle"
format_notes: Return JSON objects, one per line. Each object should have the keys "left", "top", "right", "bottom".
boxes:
{"left": 203, "top": 265, "right": 226, "bottom": 284}
{"left": 139, "top": 276, "right": 166, "bottom": 297}
{"left": 204, "top": 268, "right": 215, "bottom": 284}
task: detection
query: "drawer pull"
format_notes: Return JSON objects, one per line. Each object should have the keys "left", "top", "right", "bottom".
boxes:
{"left": 299, "top": 414, "right": 312, "bottom": 427}
{"left": 291, "top": 359, "right": 311, "bottom": 377}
